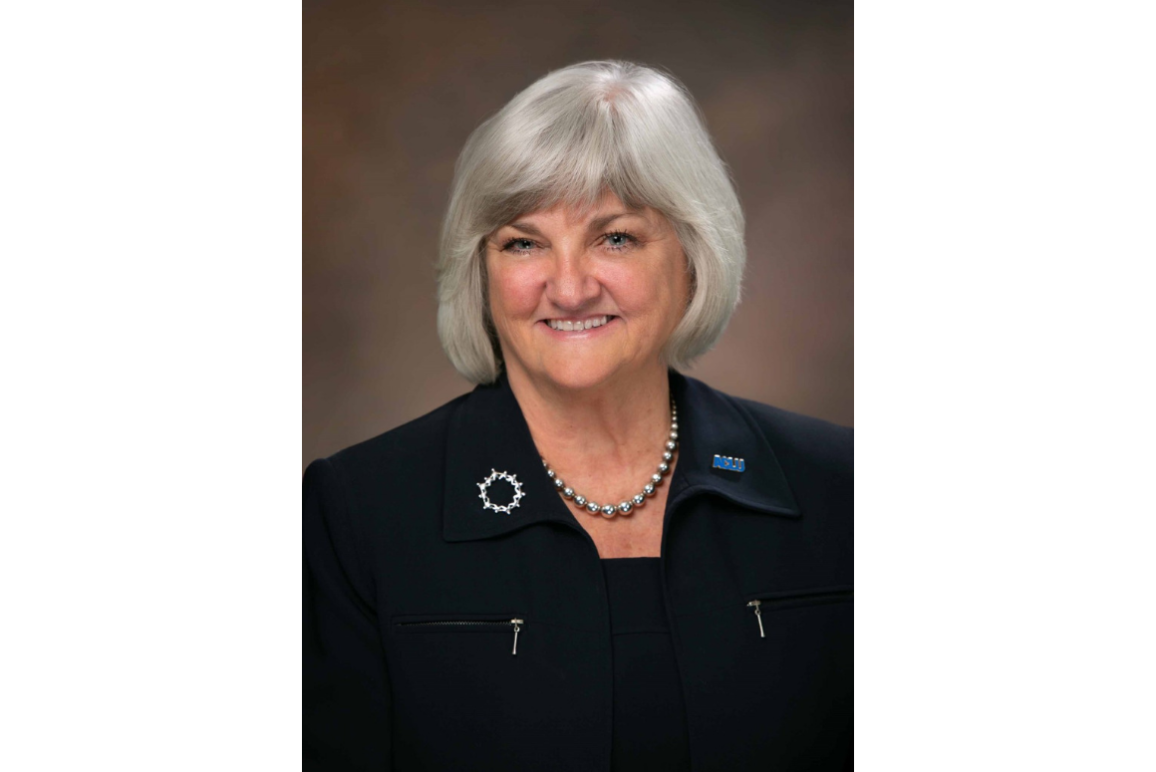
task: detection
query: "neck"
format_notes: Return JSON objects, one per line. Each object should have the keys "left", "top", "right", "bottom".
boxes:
{"left": 504, "top": 360, "right": 673, "bottom": 492}
{"left": 507, "top": 360, "right": 670, "bottom": 443}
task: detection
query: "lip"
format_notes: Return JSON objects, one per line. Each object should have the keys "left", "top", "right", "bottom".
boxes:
{"left": 537, "top": 315, "right": 620, "bottom": 338}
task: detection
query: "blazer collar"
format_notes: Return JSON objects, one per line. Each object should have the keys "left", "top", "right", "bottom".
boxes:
{"left": 442, "top": 371, "right": 800, "bottom": 543}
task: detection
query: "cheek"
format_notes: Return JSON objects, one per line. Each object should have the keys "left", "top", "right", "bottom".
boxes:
{"left": 602, "top": 257, "right": 687, "bottom": 320}
{"left": 488, "top": 261, "right": 544, "bottom": 321}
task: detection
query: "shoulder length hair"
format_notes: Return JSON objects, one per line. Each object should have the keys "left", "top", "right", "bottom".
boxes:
{"left": 436, "top": 60, "right": 746, "bottom": 384}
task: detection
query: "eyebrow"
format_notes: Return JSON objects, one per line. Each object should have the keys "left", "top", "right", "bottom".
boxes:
{"left": 505, "top": 221, "right": 545, "bottom": 238}
{"left": 504, "top": 211, "right": 642, "bottom": 238}
{"left": 588, "top": 211, "right": 639, "bottom": 231}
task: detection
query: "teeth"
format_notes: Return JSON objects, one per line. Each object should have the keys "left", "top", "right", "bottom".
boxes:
{"left": 548, "top": 315, "right": 611, "bottom": 331}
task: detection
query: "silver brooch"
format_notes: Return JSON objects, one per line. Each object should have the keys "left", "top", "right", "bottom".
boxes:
{"left": 477, "top": 469, "right": 526, "bottom": 514}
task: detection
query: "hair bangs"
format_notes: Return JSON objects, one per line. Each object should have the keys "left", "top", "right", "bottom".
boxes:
{"left": 473, "top": 102, "right": 647, "bottom": 237}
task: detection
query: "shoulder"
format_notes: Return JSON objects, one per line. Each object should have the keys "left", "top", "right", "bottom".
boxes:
{"left": 331, "top": 393, "right": 467, "bottom": 473}
{"left": 733, "top": 396, "right": 852, "bottom": 475}
{"left": 682, "top": 374, "right": 852, "bottom": 480}
{"left": 304, "top": 391, "right": 471, "bottom": 512}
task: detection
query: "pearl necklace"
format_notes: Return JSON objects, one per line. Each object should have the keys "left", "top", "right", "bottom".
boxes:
{"left": 542, "top": 399, "right": 679, "bottom": 519}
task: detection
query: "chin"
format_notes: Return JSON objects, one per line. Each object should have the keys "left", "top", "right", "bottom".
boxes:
{"left": 530, "top": 356, "right": 625, "bottom": 393}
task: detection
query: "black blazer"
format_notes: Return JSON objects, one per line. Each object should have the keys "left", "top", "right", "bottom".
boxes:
{"left": 304, "top": 371, "right": 853, "bottom": 771}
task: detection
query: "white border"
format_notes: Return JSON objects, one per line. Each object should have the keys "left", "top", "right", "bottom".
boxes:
{"left": 858, "top": 1, "right": 1155, "bottom": 768}
{"left": 2, "top": 2, "right": 300, "bottom": 768}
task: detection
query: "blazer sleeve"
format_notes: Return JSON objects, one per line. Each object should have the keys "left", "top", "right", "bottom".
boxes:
{"left": 303, "top": 457, "right": 392, "bottom": 770}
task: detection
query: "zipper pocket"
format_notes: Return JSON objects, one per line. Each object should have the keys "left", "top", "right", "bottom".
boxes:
{"left": 395, "top": 617, "right": 525, "bottom": 655}
{"left": 745, "top": 586, "right": 853, "bottom": 639}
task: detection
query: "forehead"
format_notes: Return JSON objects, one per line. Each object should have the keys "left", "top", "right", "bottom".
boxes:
{"left": 504, "top": 191, "right": 659, "bottom": 231}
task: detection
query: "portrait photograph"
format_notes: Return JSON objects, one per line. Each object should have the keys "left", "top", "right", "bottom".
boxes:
{"left": 304, "top": 1, "right": 853, "bottom": 769}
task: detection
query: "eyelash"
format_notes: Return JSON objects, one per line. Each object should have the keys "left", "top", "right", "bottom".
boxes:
{"left": 499, "top": 230, "right": 639, "bottom": 255}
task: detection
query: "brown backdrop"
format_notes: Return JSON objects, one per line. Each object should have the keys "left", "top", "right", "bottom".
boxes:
{"left": 304, "top": 0, "right": 853, "bottom": 469}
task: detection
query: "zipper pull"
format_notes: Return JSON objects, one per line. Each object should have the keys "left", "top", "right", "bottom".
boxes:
{"left": 511, "top": 618, "right": 523, "bottom": 655}
{"left": 747, "top": 600, "right": 765, "bottom": 638}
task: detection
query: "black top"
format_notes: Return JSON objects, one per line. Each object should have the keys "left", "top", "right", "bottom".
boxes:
{"left": 304, "top": 370, "right": 853, "bottom": 770}
{"left": 601, "top": 557, "right": 692, "bottom": 771}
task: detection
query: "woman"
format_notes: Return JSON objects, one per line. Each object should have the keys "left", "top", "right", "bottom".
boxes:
{"left": 304, "top": 61, "right": 852, "bottom": 771}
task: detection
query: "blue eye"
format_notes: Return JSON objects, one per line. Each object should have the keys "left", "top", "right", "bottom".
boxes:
{"left": 502, "top": 238, "right": 536, "bottom": 253}
{"left": 604, "top": 231, "right": 636, "bottom": 250}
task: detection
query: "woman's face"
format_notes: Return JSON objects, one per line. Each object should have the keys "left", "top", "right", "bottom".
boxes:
{"left": 485, "top": 190, "right": 690, "bottom": 392}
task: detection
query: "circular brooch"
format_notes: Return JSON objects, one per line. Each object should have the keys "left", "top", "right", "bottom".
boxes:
{"left": 477, "top": 469, "right": 525, "bottom": 514}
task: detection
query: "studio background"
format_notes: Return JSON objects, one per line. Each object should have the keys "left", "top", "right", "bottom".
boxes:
{"left": 304, "top": 0, "right": 853, "bottom": 469}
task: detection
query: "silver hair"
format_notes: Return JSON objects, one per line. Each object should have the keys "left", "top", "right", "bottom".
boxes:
{"left": 436, "top": 60, "right": 745, "bottom": 384}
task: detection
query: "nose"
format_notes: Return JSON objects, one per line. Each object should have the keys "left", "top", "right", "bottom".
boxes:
{"left": 544, "top": 246, "right": 600, "bottom": 311}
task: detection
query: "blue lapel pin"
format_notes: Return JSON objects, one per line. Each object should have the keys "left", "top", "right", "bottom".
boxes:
{"left": 712, "top": 454, "right": 745, "bottom": 472}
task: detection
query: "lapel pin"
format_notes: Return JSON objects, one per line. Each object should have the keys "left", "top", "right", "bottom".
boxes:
{"left": 712, "top": 454, "right": 746, "bottom": 473}
{"left": 477, "top": 469, "right": 525, "bottom": 514}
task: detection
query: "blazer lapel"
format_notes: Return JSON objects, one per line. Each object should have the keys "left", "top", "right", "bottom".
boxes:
{"left": 442, "top": 375, "right": 578, "bottom": 543}
{"left": 668, "top": 372, "right": 801, "bottom": 518}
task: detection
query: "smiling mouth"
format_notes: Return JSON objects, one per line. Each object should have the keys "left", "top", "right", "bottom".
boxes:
{"left": 543, "top": 315, "right": 615, "bottom": 332}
